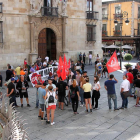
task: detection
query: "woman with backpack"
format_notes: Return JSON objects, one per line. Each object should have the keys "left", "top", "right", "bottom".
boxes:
{"left": 45, "top": 85, "right": 57, "bottom": 125}
{"left": 83, "top": 77, "right": 92, "bottom": 112}
{"left": 92, "top": 76, "right": 101, "bottom": 109}
{"left": 70, "top": 79, "right": 80, "bottom": 115}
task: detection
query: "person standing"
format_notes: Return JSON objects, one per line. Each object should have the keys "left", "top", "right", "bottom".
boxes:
{"left": 96, "top": 60, "right": 102, "bottom": 78}
{"left": 126, "top": 69, "right": 134, "bottom": 97}
{"left": 7, "top": 78, "right": 16, "bottom": 106}
{"left": 133, "top": 66, "right": 138, "bottom": 80}
{"left": 79, "top": 52, "right": 82, "bottom": 63}
{"left": 38, "top": 82, "right": 47, "bottom": 120}
{"left": 56, "top": 77, "right": 68, "bottom": 110}
{"left": 81, "top": 60, "right": 85, "bottom": 73}
{"left": 70, "top": 79, "right": 80, "bottom": 114}
{"left": 45, "top": 56, "right": 49, "bottom": 63}
{"left": 80, "top": 76, "right": 86, "bottom": 106}
{"left": 0, "top": 72, "right": 2, "bottom": 100}
{"left": 5, "top": 66, "right": 13, "bottom": 81}
{"left": 35, "top": 75, "right": 44, "bottom": 108}
{"left": 16, "top": 75, "right": 30, "bottom": 107}
{"left": 120, "top": 75, "right": 130, "bottom": 109}
{"left": 104, "top": 74, "right": 119, "bottom": 110}
{"left": 83, "top": 53, "right": 86, "bottom": 65}
{"left": 92, "top": 76, "right": 101, "bottom": 109}
{"left": 89, "top": 54, "right": 92, "bottom": 65}
{"left": 45, "top": 85, "right": 57, "bottom": 125}
{"left": 83, "top": 77, "right": 92, "bottom": 112}
{"left": 134, "top": 74, "right": 140, "bottom": 107}
{"left": 15, "top": 65, "right": 21, "bottom": 79}
{"left": 30, "top": 64, "right": 35, "bottom": 73}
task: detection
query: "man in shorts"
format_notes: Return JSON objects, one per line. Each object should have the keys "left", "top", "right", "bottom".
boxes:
{"left": 56, "top": 77, "right": 68, "bottom": 110}
{"left": 16, "top": 75, "right": 30, "bottom": 107}
{"left": 38, "top": 82, "right": 47, "bottom": 120}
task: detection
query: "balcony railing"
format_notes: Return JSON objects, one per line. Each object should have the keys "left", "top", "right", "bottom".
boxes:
{"left": 102, "top": 14, "right": 108, "bottom": 19}
{"left": 102, "top": 31, "right": 108, "bottom": 36}
{"left": 86, "top": 11, "right": 99, "bottom": 20}
{"left": 138, "top": 13, "right": 140, "bottom": 18}
{"left": 114, "top": 13, "right": 123, "bottom": 19}
{"left": 41, "top": 7, "right": 58, "bottom": 17}
{"left": 113, "top": 30, "right": 121, "bottom": 36}
{"left": 87, "top": 33, "right": 96, "bottom": 41}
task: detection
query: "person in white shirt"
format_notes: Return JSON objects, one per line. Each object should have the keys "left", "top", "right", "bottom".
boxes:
{"left": 95, "top": 54, "right": 100, "bottom": 61}
{"left": 89, "top": 54, "right": 92, "bottom": 65}
{"left": 120, "top": 75, "right": 130, "bottom": 109}
{"left": 92, "top": 76, "right": 101, "bottom": 109}
{"left": 45, "top": 56, "right": 49, "bottom": 63}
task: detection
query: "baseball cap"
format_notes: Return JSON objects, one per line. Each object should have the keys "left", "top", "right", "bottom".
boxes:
{"left": 11, "top": 77, "right": 15, "bottom": 81}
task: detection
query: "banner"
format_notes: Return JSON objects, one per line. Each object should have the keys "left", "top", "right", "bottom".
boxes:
{"left": 106, "top": 51, "right": 120, "bottom": 73}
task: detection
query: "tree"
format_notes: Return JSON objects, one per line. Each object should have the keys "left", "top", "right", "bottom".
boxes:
{"left": 124, "top": 53, "right": 133, "bottom": 64}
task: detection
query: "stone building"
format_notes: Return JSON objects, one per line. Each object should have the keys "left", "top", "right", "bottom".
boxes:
{"left": 0, "top": 0, "right": 102, "bottom": 69}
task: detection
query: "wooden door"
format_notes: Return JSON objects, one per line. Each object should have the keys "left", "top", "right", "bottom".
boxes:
{"left": 38, "top": 29, "right": 47, "bottom": 61}
{"left": 51, "top": 30, "right": 56, "bottom": 60}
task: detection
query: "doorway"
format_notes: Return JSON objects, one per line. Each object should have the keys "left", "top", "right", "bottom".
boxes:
{"left": 38, "top": 28, "right": 56, "bottom": 61}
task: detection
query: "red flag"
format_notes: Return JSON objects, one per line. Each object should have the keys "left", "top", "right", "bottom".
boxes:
{"left": 61, "top": 54, "right": 67, "bottom": 80}
{"left": 57, "top": 56, "right": 63, "bottom": 77}
{"left": 106, "top": 51, "right": 120, "bottom": 73}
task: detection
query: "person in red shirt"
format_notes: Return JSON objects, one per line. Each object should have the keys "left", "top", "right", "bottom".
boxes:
{"left": 126, "top": 69, "right": 134, "bottom": 97}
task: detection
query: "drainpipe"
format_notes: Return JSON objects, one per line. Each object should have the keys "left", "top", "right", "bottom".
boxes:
{"left": 62, "top": 17, "right": 64, "bottom": 53}
{"left": 110, "top": 4, "right": 111, "bottom": 36}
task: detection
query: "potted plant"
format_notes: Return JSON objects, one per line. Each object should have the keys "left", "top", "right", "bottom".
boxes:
{"left": 124, "top": 53, "right": 133, "bottom": 68}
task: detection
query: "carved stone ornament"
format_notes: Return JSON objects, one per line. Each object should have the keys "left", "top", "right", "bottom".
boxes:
{"left": 61, "top": 0, "right": 67, "bottom": 16}
{"left": 30, "top": 0, "right": 44, "bottom": 15}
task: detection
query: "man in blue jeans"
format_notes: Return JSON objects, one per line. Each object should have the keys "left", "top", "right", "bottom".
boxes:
{"left": 104, "top": 74, "right": 119, "bottom": 111}
{"left": 120, "top": 75, "right": 130, "bottom": 109}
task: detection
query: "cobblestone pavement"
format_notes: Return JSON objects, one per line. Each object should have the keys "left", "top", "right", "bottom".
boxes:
{"left": 1, "top": 59, "right": 140, "bottom": 140}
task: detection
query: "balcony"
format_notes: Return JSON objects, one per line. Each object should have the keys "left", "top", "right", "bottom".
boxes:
{"left": 113, "top": 30, "right": 121, "bottom": 36}
{"left": 102, "top": 31, "right": 108, "bottom": 36}
{"left": 114, "top": 13, "right": 123, "bottom": 19}
{"left": 86, "top": 11, "right": 99, "bottom": 20}
{"left": 102, "top": 14, "right": 108, "bottom": 20}
{"left": 41, "top": 7, "right": 58, "bottom": 17}
{"left": 87, "top": 33, "right": 96, "bottom": 41}
{"left": 138, "top": 13, "right": 140, "bottom": 18}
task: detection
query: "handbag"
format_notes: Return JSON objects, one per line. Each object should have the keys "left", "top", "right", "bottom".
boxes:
{"left": 122, "top": 91, "right": 130, "bottom": 98}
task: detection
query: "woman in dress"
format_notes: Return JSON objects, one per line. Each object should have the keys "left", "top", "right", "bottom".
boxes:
{"left": 83, "top": 77, "right": 92, "bottom": 112}
{"left": 45, "top": 85, "right": 57, "bottom": 125}
{"left": 92, "top": 76, "right": 101, "bottom": 109}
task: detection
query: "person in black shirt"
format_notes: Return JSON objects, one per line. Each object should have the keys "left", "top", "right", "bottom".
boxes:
{"left": 56, "top": 77, "right": 68, "bottom": 110}
{"left": 16, "top": 75, "right": 30, "bottom": 107}
{"left": 83, "top": 53, "right": 86, "bottom": 65}
{"left": 134, "top": 74, "right": 140, "bottom": 107}
{"left": 133, "top": 66, "right": 138, "bottom": 80}
{"left": 81, "top": 60, "right": 85, "bottom": 72}
{"left": 52, "top": 75, "right": 58, "bottom": 86}
{"left": 5, "top": 66, "right": 13, "bottom": 81}
{"left": 7, "top": 78, "right": 16, "bottom": 106}
{"left": 70, "top": 79, "right": 80, "bottom": 114}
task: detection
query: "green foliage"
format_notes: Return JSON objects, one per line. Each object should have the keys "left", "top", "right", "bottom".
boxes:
{"left": 104, "top": 58, "right": 107, "bottom": 64}
{"left": 124, "top": 53, "right": 133, "bottom": 63}
{"left": 124, "top": 64, "right": 132, "bottom": 68}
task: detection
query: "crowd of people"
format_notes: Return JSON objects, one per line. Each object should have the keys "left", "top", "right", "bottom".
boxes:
{"left": 1, "top": 54, "right": 140, "bottom": 126}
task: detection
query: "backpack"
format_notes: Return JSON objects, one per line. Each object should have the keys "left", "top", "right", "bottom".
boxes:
{"left": 48, "top": 92, "right": 54, "bottom": 103}
{"left": 70, "top": 87, "right": 76, "bottom": 98}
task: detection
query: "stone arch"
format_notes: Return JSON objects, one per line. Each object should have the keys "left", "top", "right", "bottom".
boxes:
{"left": 35, "top": 23, "right": 62, "bottom": 60}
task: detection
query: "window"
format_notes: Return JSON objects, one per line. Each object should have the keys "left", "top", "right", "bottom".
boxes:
{"left": 0, "top": 21, "right": 3, "bottom": 43}
{"left": 87, "top": 26, "right": 96, "bottom": 41}
{"left": 102, "top": 8, "right": 108, "bottom": 19}
{"left": 138, "top": 23, "right": 140, "bottom": 35}
{"left": 44, "top": 0, "right": 52, "bottom": 7}
{"left": 115, "top": 6, "right": 121, "bottom": 14}
{"left": 87, "top": 0, "right": 93, "bottom": 11}
{"left": 102, "top": 24, "right": 107, "bottom": 36}
{"left": 102, "top": 24, "right": 107, "bottom": 31}
{"left": 138, "top": 7, "right": 140, "bottom": 18}
{"left": 114, "top": 23, "right": 121, "bottom": 36}
{"left": 0, "top": 3, "right": 2, "bottom": 13}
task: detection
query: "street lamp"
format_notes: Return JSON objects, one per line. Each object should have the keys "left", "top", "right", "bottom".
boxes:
{"left": 113, "top": 11, "right": 129, "bottom": 70}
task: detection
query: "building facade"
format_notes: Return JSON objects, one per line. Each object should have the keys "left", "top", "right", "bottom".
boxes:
{"left": 0, "top": 0, "right": 102, "bottom": 69}
{"left": 102, "top": 0, "right": 140, "bottom": 52}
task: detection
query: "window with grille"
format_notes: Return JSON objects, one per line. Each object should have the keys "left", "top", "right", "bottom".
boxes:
{"left": 87, "top": 26, "right": 96, "bottom": 41}
{"left": 0, "top": 3, "right": 2, "bottom": 13}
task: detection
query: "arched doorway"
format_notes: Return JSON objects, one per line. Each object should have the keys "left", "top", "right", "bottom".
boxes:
{"left": 38, "top": 28, "right": 56, "bottom": 61}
